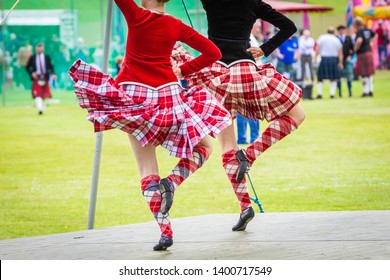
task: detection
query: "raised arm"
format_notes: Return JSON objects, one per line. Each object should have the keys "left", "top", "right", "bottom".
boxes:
{"left": 114, "top": 0, "right": 141, "bottom": 25}
{"left": 178, "top": 23, "right": 222, "bottom": 76}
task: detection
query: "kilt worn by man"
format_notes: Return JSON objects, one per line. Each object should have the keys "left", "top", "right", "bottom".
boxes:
{"left": 315, "top": 27, "right": 343, "bottom": 99}
{"left": 26, "top": 43, "right": 55, "bottom": 114}
{"left": 354, "top": 17, "right": 376, "bottom": 97}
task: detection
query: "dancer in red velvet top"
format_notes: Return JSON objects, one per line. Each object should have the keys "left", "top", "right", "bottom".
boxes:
{"left": 172, "top": 0, "right": 305, "bottom": 232}
{"left": 69, "top": 0, "right": 231, "bottom": 251}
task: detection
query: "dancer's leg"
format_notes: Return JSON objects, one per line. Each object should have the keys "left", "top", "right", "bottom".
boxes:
{"left": 244, "top": 104, "right": 305, "bottom": 166}
{"left": 219, "top": 126, "right": 254, "bottom": 231}
{"left": 128, "top": 134, "right": 172, "bottom": 250}
{"left": 218, "top": 125, "right": 251, "bottom": 212}
{"left": 140, "top": 175, "right": 173, "bottom": 250}
{"left": 161, "top": 136, "right": 212, "bottom": 213}
{"left": 128, "top": 134, "right": 159, "bottom": 178}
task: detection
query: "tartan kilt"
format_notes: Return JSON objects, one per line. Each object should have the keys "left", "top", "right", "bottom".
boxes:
{"left": 355, "top": 52, "right": 375, "bottom": 77}
{"left": 68, "top": 59, "right": 231, "bottom": 158}
{"left": 172, "top": 45, "right": 302, "bottom": 122}
{"left": 32, "top": 80, "right": 52, "bottom": 99}
{"left": 317, "top": 57, "right": 340, "bottom": 81}
{"left": 341, "top": 60, "right": 354, "bottom": 80}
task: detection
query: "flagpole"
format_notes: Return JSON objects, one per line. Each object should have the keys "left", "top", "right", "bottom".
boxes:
{"left": 87, "top": 0, "right": 113, "bottom": 230}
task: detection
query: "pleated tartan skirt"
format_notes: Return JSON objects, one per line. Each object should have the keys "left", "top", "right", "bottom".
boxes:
{"left": 69, "top": 59, "right": 232, "bottom": 158}
{"left": 172, "top": 45, "right": 302, "bottom": 122}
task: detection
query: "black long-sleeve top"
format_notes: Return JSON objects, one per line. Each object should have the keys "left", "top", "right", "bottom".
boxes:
{"left": 340, "top": 35, "right": 354, "bottom": 63}
{"left": 200, "top": 0, "right": 297, "bottom": 64}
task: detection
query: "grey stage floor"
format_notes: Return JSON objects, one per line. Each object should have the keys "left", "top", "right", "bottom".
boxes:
{"left": 0, "top": 210, "right": 389, "bottom": 260}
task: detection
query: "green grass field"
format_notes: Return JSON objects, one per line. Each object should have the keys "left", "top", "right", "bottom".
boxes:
{"left": 0, "top": 71, "right": 389, "bottom": 240}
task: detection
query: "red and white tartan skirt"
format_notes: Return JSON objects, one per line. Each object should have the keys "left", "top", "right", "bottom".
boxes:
{"left": 69, "top": 59, "right": 231, "bottom": 158}
{"left": 172, "top": 45, "right": 302, "bottom": 122}
{"left": 355, "top": 52, "right": 375, "bottom": 77}
{"left": 32, "top": 80, "right": 52, "bottom": 99}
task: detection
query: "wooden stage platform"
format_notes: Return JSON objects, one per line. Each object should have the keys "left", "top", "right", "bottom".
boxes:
{"left": 0, "top": 211, "right": 389, "bottom": 260}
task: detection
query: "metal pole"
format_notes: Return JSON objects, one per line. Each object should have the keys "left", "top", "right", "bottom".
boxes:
{"left": 100, "top": 0, "right": 104, "bottom": 45}
{"left": 1, "top": 0, "right": 6, "bottom": 107}
{"left": 87, "top": 0, "right": 113, "bottom": 230}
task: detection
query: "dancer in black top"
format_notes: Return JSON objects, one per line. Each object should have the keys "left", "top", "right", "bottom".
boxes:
{"left": 172, "top": 0, "right": 305, "bottom": 231}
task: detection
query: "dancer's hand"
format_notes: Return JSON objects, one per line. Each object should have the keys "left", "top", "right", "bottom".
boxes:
{"left": 247, "top": 47, "right": 264, "bottom": 60}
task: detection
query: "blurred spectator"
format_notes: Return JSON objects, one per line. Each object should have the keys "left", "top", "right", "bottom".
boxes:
{"left": 276, "top": 35, "right": 299, "bottom": 80}
{"left": 115, "top": 55, "right": 124, "bottom": 75}
{"left": 91, "top": 42, "right": 104, "bottom": 69}
{"left": 263, "top": 30, "right": 278, "bottom": 65}
{"left": 71, "top": 37, "right": 90, "bottom": 62}
{"left": 0, "top": 48, "right": 4, "bottom": 93}
{"left": 298, "top": 29, "right": 315, "bottom": 81}
{"left": 250, "top": 20, "right": 263, "bottom": 66}
{"left": 110, "top": 35, "right": 125, "bottom": 67}
{"left": 375, "top": 20, "right": 389, "bottom": 69}
{"left": 26, "top": 43, "right": 56, "bottom": 115}
{"left": 236, "top": 114, "right": 260, "bottom": 145}
{"left": 52, "top": 43, "right": 72, "bottom": 89}
{"left": 315, "top": 26, "right": 343, "bottom": 99}
{"left": 6, "top": 33, "right": 23, "bottom": 54}
{"left": 15, "top": 41, "right": 33, "bottom": 90}
{"left": 354, "top": 17, "right": 376, "bottom": 97}
{"left": 336, "top": 25, "right": 355, "bottom": 97}
{"left": 4, "top": 51, "right": 14, "bottom": 90}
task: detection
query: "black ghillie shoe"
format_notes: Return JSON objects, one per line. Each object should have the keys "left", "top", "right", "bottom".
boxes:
{"left": 159, "top": 178, "right": 174, "bottom": 215}
{"left": 236, "top": 149, "right": 250, "bottom": 183}
{"left": 232, "top": 207, "right": 255, "bottom": 231}
{"left": 153, "top": 237, "right": 173, "bottom": 251}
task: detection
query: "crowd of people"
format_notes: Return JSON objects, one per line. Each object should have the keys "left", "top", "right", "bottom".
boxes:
{"left": 0, "top": 33, "right": 124, "bottom": 93}
{"left": 235, "top": 17, "right": 388, "bottom": 145}
{"left": 249, "top": 19, "right": 389, "bottom": 99}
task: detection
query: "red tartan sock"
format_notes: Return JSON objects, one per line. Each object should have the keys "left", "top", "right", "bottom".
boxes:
{"left": 141, "top": 174, "right": 173, "bottom": 239}
{"left": 245, "top": 116, "right": 298, "bottom": 164}
{"left": 222, "top": 149, "right": 252, "bottom": 213}
{"left": 166, "top": 145, "right": 210, "bottom": 191}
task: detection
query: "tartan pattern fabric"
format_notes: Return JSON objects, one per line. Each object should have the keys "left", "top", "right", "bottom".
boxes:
{"left": 341, "top": 61, "right": 354, "bottom": 80}
{"left": 222, "top": 149, "right": 252, "bottom": 212}
{"left": 245, "top": 116, "right": 298, "bottom": 164}
{"left": 317, "top": 57, "right": 341, "bottom": 81}
{"left": 32, "top": 80, "right": 52, "bottom": 99}
{"left": 172, "top": 45, "right": 302, "bottom": 122}
{"left": 141, "top": 175, "right": 173, "bottom": 239}
{"left": 69, "top": 59, "right": 231, "bottom": 158}
{"left": 166, "top": 145, "right": 210, "bottom": 191}
{"left": 355, "top": 52, "right": 375, "bottom": 77}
